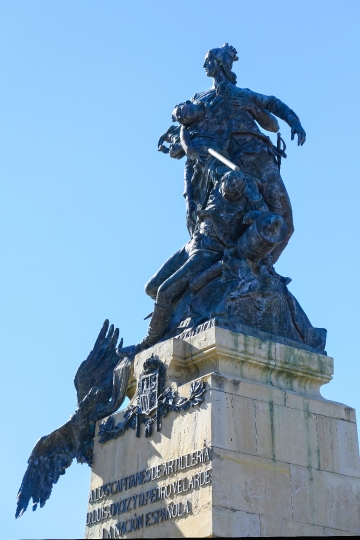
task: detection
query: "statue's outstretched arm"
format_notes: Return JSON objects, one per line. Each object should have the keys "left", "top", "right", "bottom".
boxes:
{"left": 245, "top": 89, "right": 306, "bottom": 146}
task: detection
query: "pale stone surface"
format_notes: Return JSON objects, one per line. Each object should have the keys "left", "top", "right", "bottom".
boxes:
{"left": 255, "top": 400, "right": 319, "bottom": 467}
{"left": 210, "top": 389, "right": 257, "bottom": 455}
{"left": 180, "top": 326, "right": 333, "bottom": 397}
{"left": 259, "top": 515, "right": 325, "bottom": 536}
{"left": 213, "top": 507, "right": 260, "bottom": 537}
{"left": 285, "top": 390, "right": 356, "bottom": 423}
{"left": 210, "top": 372, "right": 287, "bottom": 407}
{"left": 126, "top": 326, "right": 334, "bottom": 400}
{"left": 291, "top": 464, "right": 360, "bottom": 533}
{"left": 84, "top": 326, "right": 360, "bottom": 538}
{"left": 323, "top": 527, "right": 356, "bottom": 536}
{"left": 211, "top": 447, "right": 292, "bottom": 521}
{"left": 317, "top": 415, "right": 360, "bottom": 477}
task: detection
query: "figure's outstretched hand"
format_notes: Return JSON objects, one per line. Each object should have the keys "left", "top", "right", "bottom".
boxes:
{"left": 290, "top": 119, "right": 306, "bottom": 146}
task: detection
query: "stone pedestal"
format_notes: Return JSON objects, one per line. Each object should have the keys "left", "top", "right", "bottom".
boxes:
{"left": 85, "top": 324, "right": 360, "bottom": 537}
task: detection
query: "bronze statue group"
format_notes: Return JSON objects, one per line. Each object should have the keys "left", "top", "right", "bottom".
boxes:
{"left": 117, "top": 43, "right": 323, "bottom": 358}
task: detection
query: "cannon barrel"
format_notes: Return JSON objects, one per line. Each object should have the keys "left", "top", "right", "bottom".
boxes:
{"left": 237, "top": 212, "right": 288, "bottom": 262}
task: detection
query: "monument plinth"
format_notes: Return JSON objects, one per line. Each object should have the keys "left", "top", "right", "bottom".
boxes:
{"left": 85, "top": 325, "right": 360, "bottom": 538}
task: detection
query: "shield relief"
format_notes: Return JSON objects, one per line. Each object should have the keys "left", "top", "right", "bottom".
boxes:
{"left": 138, "top": 370, "right": 159, "bottom": 415}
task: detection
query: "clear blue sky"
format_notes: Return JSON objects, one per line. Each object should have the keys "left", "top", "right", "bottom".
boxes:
{"left": 1, "top": 1, "right": 360, "bottom": 538}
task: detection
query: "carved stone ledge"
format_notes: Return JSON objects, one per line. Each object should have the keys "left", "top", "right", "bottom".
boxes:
{"left": 127, "top": 323, "right": 333, "bottom": 400}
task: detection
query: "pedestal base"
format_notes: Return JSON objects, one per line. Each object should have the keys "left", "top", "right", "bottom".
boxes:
{"left": 85, "top": 326, "right": 360, "bottom": 537}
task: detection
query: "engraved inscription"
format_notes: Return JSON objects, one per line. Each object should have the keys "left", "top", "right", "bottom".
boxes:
{"left": 86, "top": 446, "right": 212, "bottom": 536}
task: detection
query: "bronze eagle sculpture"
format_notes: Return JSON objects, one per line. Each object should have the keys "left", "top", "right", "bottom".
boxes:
{"left": 15, "top": 320, "right": 131, "bottom": 518}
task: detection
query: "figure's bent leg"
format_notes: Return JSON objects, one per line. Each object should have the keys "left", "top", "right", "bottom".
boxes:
{"left": 145, "top": 245, "right": 189, "bottom": 299}
{"left": 117, "top": 250, "right": 221, "bottom": 357}
{"left": 116, "top": 298, "right": 173, "bottom": 359}
{"left": 144, "top": 251, "right": 223, "bottom": 350}
{"left": 140, "top": 301, "right": 173, "bottom": 347}
{"left": 156, "top": 250, "right": 222, "bottom": 307}
{"left": 144, "top": 251, "right": 222, "bottom": 344}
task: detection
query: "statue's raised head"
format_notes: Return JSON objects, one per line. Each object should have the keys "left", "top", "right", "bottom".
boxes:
{"left": 204, "top": 43, "right": 238, "bottom": 84}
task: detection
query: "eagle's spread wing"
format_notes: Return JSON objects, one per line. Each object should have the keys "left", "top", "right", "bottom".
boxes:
{"left": 15, "top": 418, "right": 77, "bottom": 518}
{"left": 16, "top": 320, "right": 131, "bottom": 518}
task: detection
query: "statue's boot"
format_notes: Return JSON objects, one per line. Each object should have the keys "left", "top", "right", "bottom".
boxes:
{"left": 116, "top": 303, "right": 172, "bottom": 358}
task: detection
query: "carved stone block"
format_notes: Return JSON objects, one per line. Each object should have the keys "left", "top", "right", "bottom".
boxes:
{"left": 85, "top": 325, "right": 359, "bottom": 537}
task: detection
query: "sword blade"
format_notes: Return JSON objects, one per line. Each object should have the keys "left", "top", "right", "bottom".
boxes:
{"left": 207, "top": 148, "right": 240, "bottom": 172}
